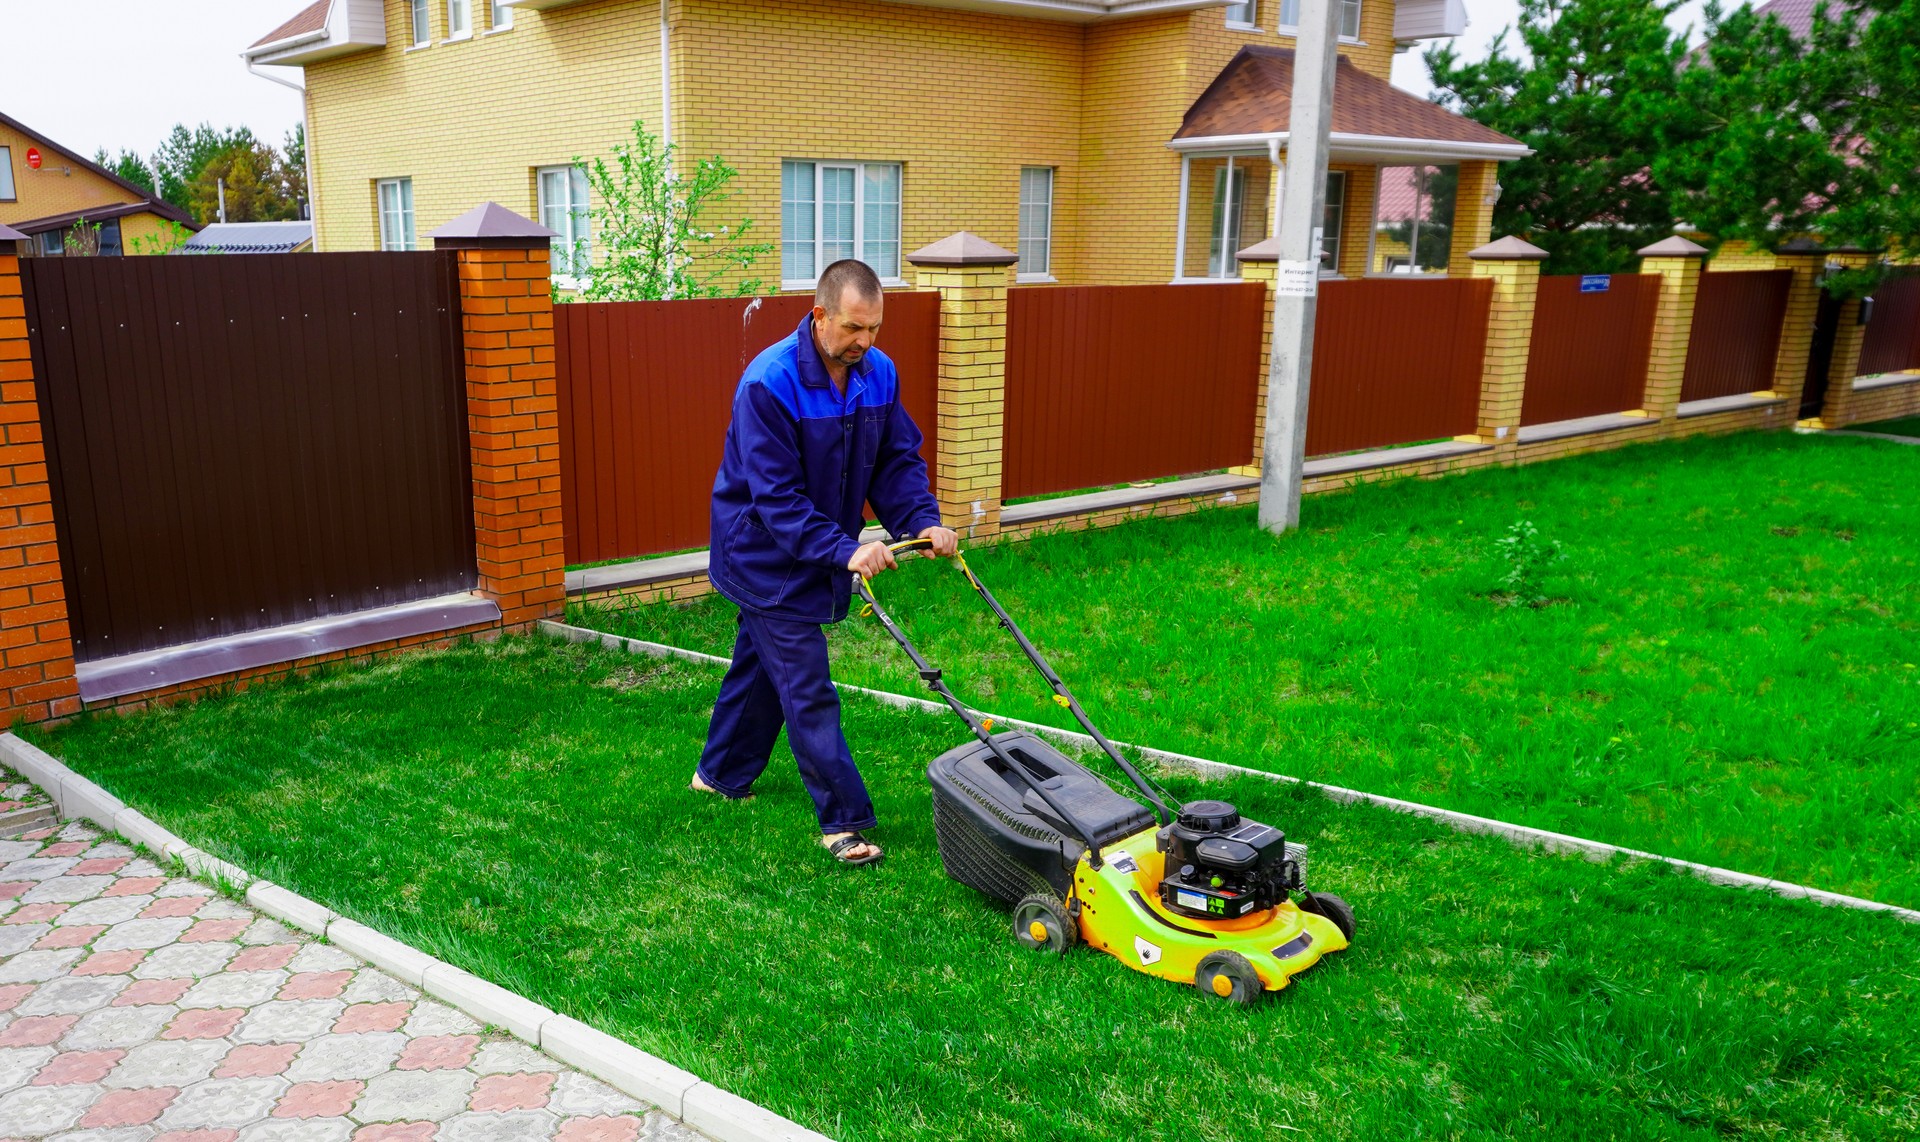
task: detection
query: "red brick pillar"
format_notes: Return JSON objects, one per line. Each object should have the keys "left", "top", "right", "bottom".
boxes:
{"left": 432, "top": 204, "right": 565, "bottom": 629}
{"left": 0, "top": 227, "right": 80, "bottom": 722}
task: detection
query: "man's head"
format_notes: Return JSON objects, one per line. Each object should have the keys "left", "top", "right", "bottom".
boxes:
{"left": 811, "top": 259, "right": 884, "bottom": 371}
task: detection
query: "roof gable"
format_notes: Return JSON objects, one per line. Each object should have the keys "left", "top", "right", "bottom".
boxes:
{"left": 1175, "top": 46, "right": 1523, "bottom": 151}
{"left": 0, "top": 110, "right": 195, "bottom": 228}
{"left": 252, "top": 0, "right": 332, "bottom": 48}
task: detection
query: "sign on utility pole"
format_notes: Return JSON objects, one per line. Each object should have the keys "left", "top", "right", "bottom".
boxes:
{"left": 1257, "top": 0, "right": 1342, "bottom": 534}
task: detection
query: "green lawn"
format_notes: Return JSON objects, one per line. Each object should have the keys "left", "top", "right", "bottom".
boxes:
{"left": 576, "top": 432, "right": 1920, "bottom": 908}
{"left": 1852, "top": 416, "right": 1920, "bottom": 439}
{"left": 34, "top": 637, "right": 1920, "bottom": 1141}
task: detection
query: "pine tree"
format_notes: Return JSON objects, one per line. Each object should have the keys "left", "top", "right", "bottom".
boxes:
{"left": 1425, "top": 0, "right": 1707, "bottom": 272}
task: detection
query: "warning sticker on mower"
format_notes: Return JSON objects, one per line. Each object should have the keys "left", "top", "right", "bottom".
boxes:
{"left": 1134, "top": 937, "right": 1162, "bottom": 966}
{"left": 1111, "top": 853, "right": 1138, "bottom": 874}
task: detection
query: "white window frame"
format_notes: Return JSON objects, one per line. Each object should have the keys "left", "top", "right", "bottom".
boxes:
{"left": 0, "top": 147, "right": 15, "bottom": 201}
{"left": 538, "top": 165, "right": 591, "bottom": 288}
{"left": 446, "top": 0, "right": 472, "bottom": 41}
{"left": 779, "top": 160, "right": 905, "bottom": 292}
{"left": 1224, "top": 0, "right": 1259, "bottom": 27}
{"left": 489, "top": 0, "right": 513, "bottom": 30}
{"left": 1275, "top": 0, "right": 1365, "bottom": 40}
{"left": 410, "top": 0, "right": 431, "bottom": 46}
{"left": 40, "top": 231, "right": 63, "bottom": 257}
{"left": 1366, "top": 162, "right": 1457, "bottom": 278}
{"left": 1322, "top": 170, "right": 1346, "bottom": 275}
{"left": 1018, "top": 167, "right": 1054, "bottom": 282}
{"left": 377, "top": 178, "right": 416, "bottom": 251}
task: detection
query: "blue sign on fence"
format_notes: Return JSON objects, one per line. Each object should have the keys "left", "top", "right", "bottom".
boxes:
{"left": 1580, "top": 274, "right": 1611, "bottom": 293}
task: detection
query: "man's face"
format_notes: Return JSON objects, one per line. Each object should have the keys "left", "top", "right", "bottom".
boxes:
{"left": 813, "top": 287, "right": 884, "bottom": 369}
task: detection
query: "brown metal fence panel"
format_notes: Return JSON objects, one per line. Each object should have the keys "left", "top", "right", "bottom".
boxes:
{"left": 1858, "top": 273, "right": 1920, "bottom": 377}
{"left": 21, "top": 253, "right": 476, "bottom": 663}
{"left": 1306, "top": 278, "right": 1491, "bottom": 456}
{"left": 1680, "top": 269, "right": 1793, "bottom": 401}
{"left": 1521, "top": 274, "right": 1660, "bottom": 425}
{"left": 1002, "top": 283, "right": 1264, "bottom": 501}
{"left": 556, "top": 291, "right": 940, "bottom": 565}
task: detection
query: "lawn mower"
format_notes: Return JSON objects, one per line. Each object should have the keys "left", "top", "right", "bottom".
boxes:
{"left": 855, "top": 538, "right": 1355, "bottom": 1004}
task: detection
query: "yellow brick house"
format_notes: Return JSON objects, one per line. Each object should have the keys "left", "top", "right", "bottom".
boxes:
{"left": 0, "top": 112, "right": 197, "bottom": 258}
{"left": 245, "top": 0, "right": 1524, "bottom": 289}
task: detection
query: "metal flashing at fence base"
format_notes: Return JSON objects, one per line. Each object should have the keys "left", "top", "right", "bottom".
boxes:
{"left": 1302, "top": 439, "right": 1492, "bottom": 478}
{"left": 1676, "top": 393, "right": 1788, "bottom": 420}
{"left": 1852, "top": 371, "right": 1920, "bottom": 392}
{"left": 1001, "top": 473, "right": 1259, "bottom": 527}
{"left": 0, "top": 732, "right": 832, "bottom": 1142}
{"left": 75, "top": 592, "right": 502, "bottom": 703}
{"left": 1515, "top": 412, "right": 1649, "bottom": 444}
{"left": 540, "top": 620, "right": 1920, "bottom": 927}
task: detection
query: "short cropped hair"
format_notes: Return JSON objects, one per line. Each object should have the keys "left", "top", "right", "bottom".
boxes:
{"left": 815, "top": 259, "right": 884, "bottom": 313}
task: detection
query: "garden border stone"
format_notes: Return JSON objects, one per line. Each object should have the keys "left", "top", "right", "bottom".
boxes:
{"left": 0, "top": 731, "right": 837, "bottom": 1142}
{"left": 540, "top": 620, "right": 1920, "bottom": 927}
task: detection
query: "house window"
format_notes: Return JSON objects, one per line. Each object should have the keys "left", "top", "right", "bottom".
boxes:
{"left": 411, "top": 0, "right": 430, "bottom": 45}
{"left": 378, "top": 178, "right": 416, "bottom": 251}
{"left": 1321, "top": 170, "right": 1346, "bottom": 272}
{"left": 1225, "top": 0, "right": 1258, "bottom": 25}
{"left": 98, "top": 219, "right": 123, "bottom": 257}
{"left": 0, "top": 147, "right": 14, "bottom": 201}
{"left": 1207, "top": 166, "right": 1249, "bottom": 278}
{"left": 446, "top": 0, "right": 471, "bottom": 39}
{"left": 1369, "top": 163, "right": 1457, "bottom": 275}
{"left": 491, "top": 0, "right": 513, "bottom": 28}
{"left": 1018, "top": 167, "right": 1053, "bottom": 279}
{"left": 538, "top": 165, "right": 591, "bottom": 281}
{"left": 40, "top": 231, "right": 62, "bottom": 257}
{"left": 1278, "top": 0, "right": 1363, "bottom": 36}
{"left": 780, "top": 160, "right": 903, "bottom": 287}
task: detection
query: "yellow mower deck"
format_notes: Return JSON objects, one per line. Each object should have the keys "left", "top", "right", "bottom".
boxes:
{"left": 1073, "top": 828, "right": 1350, "bottom": 992}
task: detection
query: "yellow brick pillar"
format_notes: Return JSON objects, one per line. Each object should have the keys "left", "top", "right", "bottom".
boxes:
{"left": 1764, "top": 240, "right": 1826, "bottom": 409}
{"left": 1231, "top": 237, "right": 1281, "bottom": 476}
{"left": 1634, "top": 236, "right": 1710, "bottom": 421}
{"left": 1448, "top": 162, "right": 1503, "bottom": 272}
{"left": 908, "top": 232, "right": 1018, "bottom": 541}
{"left": 1465, "top": 236, "right": 1548, "bottom": 458}
{"left": 1814, "top": 251, "right": 1879, "bottom": 428}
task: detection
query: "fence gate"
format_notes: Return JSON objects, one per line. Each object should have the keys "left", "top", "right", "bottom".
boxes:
{"left": 21, "top": 253, "right": 478, "bottom": 663}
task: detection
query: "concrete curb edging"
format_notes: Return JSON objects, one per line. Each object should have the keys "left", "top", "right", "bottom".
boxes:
{"left": 540, "top": 620, "right": 1920, "bottom": 927}
{"left": 0, "top": 732, "right": 836, "bottom": 1142}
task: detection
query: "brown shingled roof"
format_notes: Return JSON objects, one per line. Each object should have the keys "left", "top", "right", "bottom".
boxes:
{"left": 252, "top": 0, "right": 332, "bottom": 49}
{"left": 1175, "top": 46, "right": 1522, "bottom": 148}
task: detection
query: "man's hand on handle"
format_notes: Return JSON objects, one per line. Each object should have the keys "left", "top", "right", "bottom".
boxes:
{"left": 847, "top": 541, "right": 897, "bottom": 579}
{"left": 848, "top": 527, "right": 958, "bottom": 578}
{"left": 918, "top": 526, "right": 959, "bottom": 558}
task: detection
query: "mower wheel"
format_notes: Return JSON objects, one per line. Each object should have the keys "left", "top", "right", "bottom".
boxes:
{"left": 1012, "top": 894, "right": 1077, "bottom": 955}
{"left": 1298, "top": 892, "right": 1356, "bottom": 941}
{"left": 1194, "top": 950, "right": 1264, "bottom": 1005}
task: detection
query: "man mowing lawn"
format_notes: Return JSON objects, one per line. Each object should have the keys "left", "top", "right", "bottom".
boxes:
{"left": 696, "top": 258, "right": 958, "bottom": 866}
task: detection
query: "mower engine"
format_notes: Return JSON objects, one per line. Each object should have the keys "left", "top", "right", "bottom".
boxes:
{"left": 1156, "top": 800, "right": 1301, "bottom": 921}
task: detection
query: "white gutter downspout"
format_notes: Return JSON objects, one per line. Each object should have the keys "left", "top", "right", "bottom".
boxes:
{"left": 246, "top": 57, "right": 318, "bottom": 250}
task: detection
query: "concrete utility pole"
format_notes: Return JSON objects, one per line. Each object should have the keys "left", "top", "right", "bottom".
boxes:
{"left": 1257, "top": 0, "right": 1342, "bottom": 534}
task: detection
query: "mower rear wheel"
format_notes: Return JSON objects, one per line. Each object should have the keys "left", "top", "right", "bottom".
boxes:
{"left": 1194, "top": 950, "right": 1264, "bottom": 1005}
{"left": 1012, "top": 894, "right": 1077, "bottom": 955}
{"left": 1298, "top": 892, "right": 1356, "bottom": 941}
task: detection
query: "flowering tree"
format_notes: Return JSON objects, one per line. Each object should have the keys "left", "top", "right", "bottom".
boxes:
{"left": 571, "top": 121, "right": 772, "bottom": 301}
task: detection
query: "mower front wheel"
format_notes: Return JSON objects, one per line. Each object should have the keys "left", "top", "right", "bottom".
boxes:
{"left": 1012, "top": 894, "right": 1077, "bottom": 956}
{"left": 1194, "top": 950, "right": 1264, "bottom": 1006}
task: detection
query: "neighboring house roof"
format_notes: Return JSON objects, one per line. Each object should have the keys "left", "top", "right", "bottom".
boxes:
{"left": 0, "top": 110, "right": 196, "bottom": 228}
{"left": 7, "top": 202, "right": 190, "bottom": 236}
{"left": 1173, "top": 46, "right": 1529, "bottom": 161}
{"left": 252, "top": 0, "right": 332, "bottom": 49}
{"left": 1748, "top": 0, "right": 1858, "bottom": 39}
{"left": 180, "top": 221, "right": 314, "bottom": 254}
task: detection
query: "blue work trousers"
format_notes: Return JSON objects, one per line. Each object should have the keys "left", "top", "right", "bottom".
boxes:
{"left": 695, "top": 609, "right": 878, "bottom": 834}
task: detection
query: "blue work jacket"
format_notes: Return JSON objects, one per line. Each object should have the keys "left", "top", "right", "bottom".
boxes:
{"left": 709, "top": 315, "right": 943, "bottom": 624}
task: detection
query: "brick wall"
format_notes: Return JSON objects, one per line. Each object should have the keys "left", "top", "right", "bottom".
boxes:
{"left": 454, "top": 245, "right": 566, "bottom": 629}
{"left": 0, "top": 254, "right": 78, "bottom": 724}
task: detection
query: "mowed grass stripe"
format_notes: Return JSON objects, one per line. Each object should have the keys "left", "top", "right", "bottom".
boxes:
{"left": 35, "top": 637, "right": 1920, "bottom": 1141}
{"left": 578, "top": 431, "right": 1920, "bottom": 906}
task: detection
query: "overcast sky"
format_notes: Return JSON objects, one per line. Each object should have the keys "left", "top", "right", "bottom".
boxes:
{"left": 0, "top": 0, "right": 1715, "bottom": 165}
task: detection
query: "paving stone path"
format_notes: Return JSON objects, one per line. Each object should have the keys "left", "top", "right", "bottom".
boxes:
{"left": 0, "top": 803, "right": 706, "bottom": 1142}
